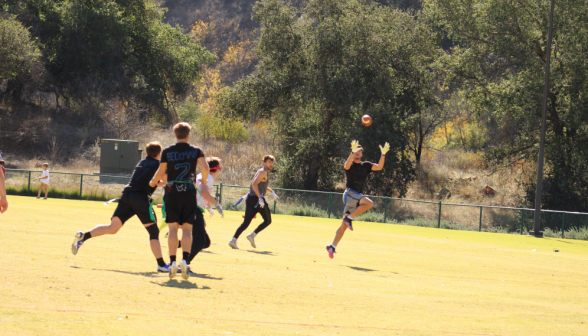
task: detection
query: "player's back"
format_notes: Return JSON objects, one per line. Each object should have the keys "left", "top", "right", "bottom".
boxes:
{"left": 161, "top": 143, "right": 204, "bottom": 185}
{"left": 124, "top": 156, "right": 160, "bottom": 195}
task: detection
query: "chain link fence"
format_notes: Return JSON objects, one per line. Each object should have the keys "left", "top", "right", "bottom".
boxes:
{"left": 5, "top": 169, "right": 588, "bottom": 240}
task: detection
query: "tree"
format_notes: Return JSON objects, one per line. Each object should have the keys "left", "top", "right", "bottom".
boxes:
{"left": 0, "top": 14, "right": 41, "bottom": 98}
{"left": 424, "top": 0, "right": 588, "bottom": 210}
{"left": 3, "top": 0, "right": 215, "bottom": 124}
{"left": 220, "top": 0, "right": 438, "bottom": 195}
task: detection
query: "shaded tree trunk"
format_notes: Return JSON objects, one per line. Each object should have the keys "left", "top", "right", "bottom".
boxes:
{"left": 303, "top": 107, "right": 335, "bottom": 190}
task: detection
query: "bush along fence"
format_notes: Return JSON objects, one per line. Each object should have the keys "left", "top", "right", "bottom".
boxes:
{"left": 5, "top": 169, "right": 588, "bottom": 240}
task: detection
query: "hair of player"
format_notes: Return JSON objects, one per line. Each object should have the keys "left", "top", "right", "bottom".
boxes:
{"left": 42, "top": 162, "right": 49, "bottom": 167}
{"left": 207, "top": 157, "right": 221, "bottom": 169}
{"left": 145, "top": 141, "right": 162, "bottom": 158}
{"left": 0, "top": 160, "right": 4, "bottom": 166}
{"left": 263, "top": 155, "right": 275, "bottom": 162}
{"left": 173, "top": 122, "right": 191, "bottom": 139}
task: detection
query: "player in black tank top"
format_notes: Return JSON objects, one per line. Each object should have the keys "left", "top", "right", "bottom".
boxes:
{"left": 149, "top": 122, "right": 209, "bottom": 280}
{"left": 71, "top": 142, "right": 169, "bottom": 272}
{"left": 326, "top": 140, "right": 390, "bottom": 259}
{"left": 229, "top": 155, "right": 279, "bottom": 249}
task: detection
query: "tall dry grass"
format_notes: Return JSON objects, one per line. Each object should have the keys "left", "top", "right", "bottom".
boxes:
{"left": 2, "top": 121, "right": 277, "bottom": 186}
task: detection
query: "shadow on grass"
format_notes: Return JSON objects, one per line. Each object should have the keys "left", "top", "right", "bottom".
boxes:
{"left": 190, "top": 273, "right": 223, "bottom": 280}
{"left": 246, "top": 250, "right": 277, "bottom": 256}
{"left": 344, "top": 266, "right": 378, "bottom": 272}
{"left": 549, "top": 238, "right": 588, "bottom": 245}
{"left": 151, "top": 280, "right": 209, "bottom": 289}
{"left": 87, "top": 267, "right": 160, "bottom": 278}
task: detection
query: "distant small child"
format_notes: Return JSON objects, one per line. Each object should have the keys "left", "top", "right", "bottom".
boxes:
{"left": 37, "top": 163, "right": 50, "bottom": 199}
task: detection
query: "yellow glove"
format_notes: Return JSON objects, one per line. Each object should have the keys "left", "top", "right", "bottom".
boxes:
{"left": 351, "top": 140, "right": 360, "bottom": 153}
{"left": 379, "top": 142, "right": 390, "bottom": 155}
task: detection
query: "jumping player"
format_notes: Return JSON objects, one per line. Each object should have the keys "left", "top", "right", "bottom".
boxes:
{"left": 229, "top": 155, "right": 278, "bottom": 249}
{"left": 149, "top": 122, "right": 209, "bottom": 280}
{"left": 326, "top": 140, "right": 389, "bottom": 258}
{"left": 71, "top": 142, "right": 168, "bottom": 271}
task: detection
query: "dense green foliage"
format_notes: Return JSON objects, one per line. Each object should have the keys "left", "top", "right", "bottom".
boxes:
{"left": 0, "top": 15, "right": 41, "bottom": 83}
{"left": 1, "top": 0, "right": 214, "bottom": 124}
{"left": 425, "top": 0, "right": 588, "bottom": 211}
{"left": 221, "top": 0, "right": 438, "bottom": 195}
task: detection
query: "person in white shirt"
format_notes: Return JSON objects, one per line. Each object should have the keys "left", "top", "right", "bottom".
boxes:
{"left": 185, "top": 157, "right": 224, "bottom": 274}
{"left": 37, "top": 163, "right": 50, "bottom": 199}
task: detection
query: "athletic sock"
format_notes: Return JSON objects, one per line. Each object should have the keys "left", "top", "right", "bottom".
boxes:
{"left": 249, "top": 232, "right": 256, "bottom": 237}
{"left": 182, "top": 252, "right": 190, "bottom": 261}
{"left": 347, "top": 215, "right": 354, "bottom": 220}
{"left": 156, "top": 258, "right": 166, "bottom": 267}
{"left": 83, "top": 232, "right": 92, "bottom": 241}
{"left": 170, "top": 255, "right": 176, "bottom": 264}
{"left": 332, "top": 244, "right": 337, "bottom": 248}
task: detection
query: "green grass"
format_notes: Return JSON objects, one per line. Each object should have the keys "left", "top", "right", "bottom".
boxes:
{"left": 1, "top": 196, "right": 588, "bottom": 335}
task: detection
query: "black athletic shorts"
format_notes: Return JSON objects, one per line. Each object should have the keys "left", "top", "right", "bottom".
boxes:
{"left": 112, "top": 191, "right": 156, "bottom": 225}
{"left": 164, "top": 190, "right": 198, "bottom": 225}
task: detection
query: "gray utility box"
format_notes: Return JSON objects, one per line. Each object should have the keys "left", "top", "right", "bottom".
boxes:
{"left": 100, "top": 139, "right": 142, "bottom": 175}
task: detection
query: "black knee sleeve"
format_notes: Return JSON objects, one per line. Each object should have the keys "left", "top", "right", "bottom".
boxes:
{"left": 145, "top": 224, "right": 160, "bottom": 240}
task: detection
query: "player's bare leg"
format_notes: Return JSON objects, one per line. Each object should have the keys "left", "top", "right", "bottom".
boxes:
{"left": 89, "top": 217, "right": 124, "bottom": 236}
{"left": 167, "top": 222, "right": 180, "bottom": 278}
{"left": 349, "top": 197, "right": 373, "bottom": 218}
{"left": 179, "top": 223, "right": 192, "bottom": 279}
{"left": 144, "top": 223, "right": 163, "bottom": 259}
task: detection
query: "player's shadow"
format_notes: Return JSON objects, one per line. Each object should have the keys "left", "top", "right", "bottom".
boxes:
{"left": 87, "top": 267, "right": 160, "bottom": 278}
{"left": 191, "top": 273, "right": 223, "bottom": 280}
{"left": 550, "top": 238, "right": 587, "bottom": 245}
{"left": 246, "top": 250, "right": 276, "bottom": 256}
{"left": 151, "top": 280, "right": 209, "bottom": 290}
{"left": 344, "top": 265, "right": 378, "bottom": 272}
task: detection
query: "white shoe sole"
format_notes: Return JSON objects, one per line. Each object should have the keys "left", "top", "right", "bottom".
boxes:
{"left": 169, "top": 262, "right": 178, "bottom": 279}
{"left": 71, "top": 232, "right": 83, "bottom": 255}
{"left": 229, "top": 241, "right": 239, "bottom": 249}
{"left": 246, "top": 235, "right": 256, "bottom": 248}
{"left": 180, "top": 261, "right": 189, "bottom": 280}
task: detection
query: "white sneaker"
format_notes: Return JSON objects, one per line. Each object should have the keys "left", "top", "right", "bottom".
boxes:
{"left": 246, "top": 233, "right": 256, "bottom": 248}
{"left": 71, "top": 231, "right": 84, "bottom": 255}
{"left": 179, "top": 260, "right": 189, "bottom": 280}
{"left": 169, "top": 261, "right": 178, "bottom": 279}
{"left": 229, "top": 239, "right": 239, "bottom": 249}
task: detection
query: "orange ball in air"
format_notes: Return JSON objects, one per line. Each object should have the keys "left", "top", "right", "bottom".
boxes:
{"left": 362, "top": 114, "right": 372, "bottom": 127}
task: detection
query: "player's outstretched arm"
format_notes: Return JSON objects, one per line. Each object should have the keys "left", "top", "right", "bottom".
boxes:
{"left": 149, "top": 162, "right": 167, "bottom": 187}
{"left": 372, "top": 142, "right": 389, "bottom": 171}
{"left": 0, "top": 169, "right": 7, "bottom": 213}
{"left": 344, "top": 140, "right": 359, "bottom": 170}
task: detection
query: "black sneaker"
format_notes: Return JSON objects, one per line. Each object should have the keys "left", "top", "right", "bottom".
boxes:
{"left": 343, "top": 216, "right": 353, "bottom": 231}
{"left": 326, "top": 245, "right": 336, "bottom": 259}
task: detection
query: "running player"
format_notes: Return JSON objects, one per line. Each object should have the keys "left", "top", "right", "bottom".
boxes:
{"left": 149, "top": 122, "right": 209, "bottom": 280}
{"left": 229, "top": 155, "right": 278, "bottom": 249}
{"left": 326, "top": 140, "right": 389, "bottom": 258}
{"left": 185, "top": 157, "right": 224, "bottom": 274}
{"left": 71, "top": 142, "right": 168, "bottom": 271}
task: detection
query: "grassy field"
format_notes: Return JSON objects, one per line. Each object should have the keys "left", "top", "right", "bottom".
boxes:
{"left": 1, "top": 196, "right": 587, "bottom": 335}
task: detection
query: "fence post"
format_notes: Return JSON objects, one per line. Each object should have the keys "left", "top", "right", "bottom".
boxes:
{"left": 328, "top": 192, "right": 332, "bottom": 218}
{"left": 479, "top": 206, "right": 483, "bottom": 232}
{"left": 437, "top": 201, "right": 442, "bottom": 228}
{"left": 383, "top": 198, "right": 388, "bottom": 223}
{"left": 79, "top": 174, "right": 83, "bottom": 200}
{"left": 561, "top": 212, "right": 566, "bottom": 239}
{"left": 27, "top": 170, "right": 31, "bottom": 196}
{"left": 274, "top": 200, "right": 276, "bottom": 214}
{"left": 219, "top": 183, "right": 223, "bottom": 204}
{"left": 520, "top": 209, "right": 525, "bottom": 235}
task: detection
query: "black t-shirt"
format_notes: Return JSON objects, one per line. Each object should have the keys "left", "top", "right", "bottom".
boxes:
{"left": 123, "top": 156, "right": 160, "bottom": 195}
{"left": 345, "top": 161, "right": 373, "bottom": 194}
{"left": 161, "top": 143, "right": 204, "bottom": 191}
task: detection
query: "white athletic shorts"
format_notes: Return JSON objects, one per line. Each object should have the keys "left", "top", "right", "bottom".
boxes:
{"left": 343, "top": 188, "right": 363, "bottom": 214}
